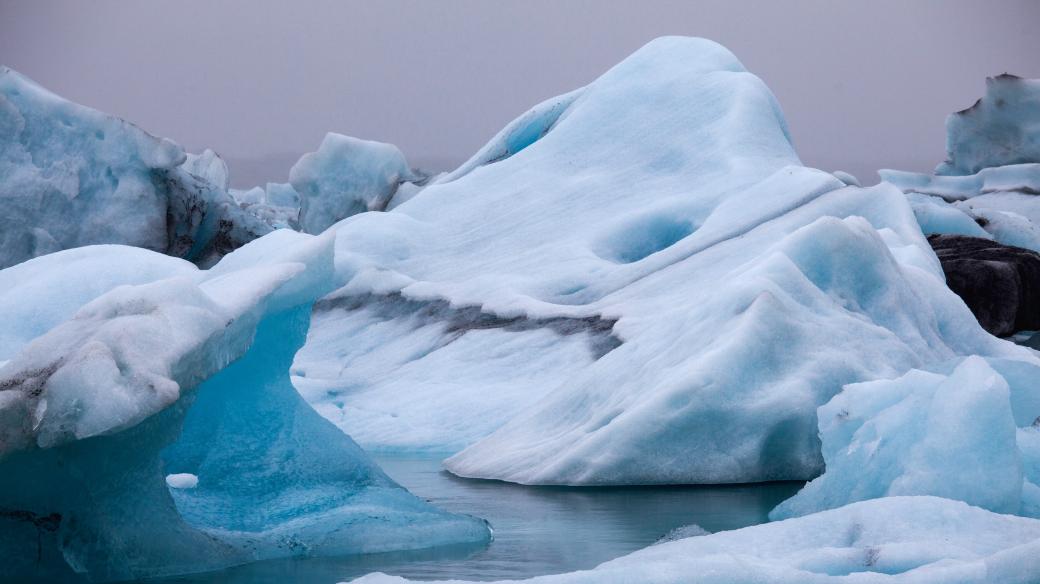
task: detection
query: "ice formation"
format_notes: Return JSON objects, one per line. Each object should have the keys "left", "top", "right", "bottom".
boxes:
{"left": 291, "top": 133, "right": 416, "bottom": 234}
{"left": 300, "top": 36, "right": 1035, "bottom": 485}
{"left": 881, "top": 75, "right": 1040, "bottom": 253}
{"left": 0, "top": 233, "right": 488, "bottom": 581}
{"left": 0, "top": 66, "right": 286, "bottom": 269}
{"left": 936, "top": 74, "right": 1040, "bottom": 176}
{"left": 353, "top": 497, "right": 1040, "bottom": 584}
{"left": 771, "top": 356, "right": 1040, "bottom": 520}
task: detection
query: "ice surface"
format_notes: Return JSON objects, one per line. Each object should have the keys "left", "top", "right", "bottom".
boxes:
{"left": 352, "top": 497, "right": 1040, "bottom": 584}
{"left": 311, "top": 37, "right": 1033, "bottom": 485}
{"left": 290, "top": 133, "right": 414, "bottom": 234}
{"left": 0, "top": 244, "right": 197, "bottom": 361}
{"left": 771, "top": 356, "right": 1039, "bottom": 520}
{"left": 0, "top": 232, "right": 489, "bottom": 581}
{"left": 936, "top": 74, "right": 1040, "bottom": 175}
{"left": 293, "top": 292, "right": 612, "bottom": 453}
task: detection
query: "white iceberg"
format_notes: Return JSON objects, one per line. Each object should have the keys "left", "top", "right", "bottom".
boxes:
{"left": 306, "top": 37, "right": 1031, "bottom": 485}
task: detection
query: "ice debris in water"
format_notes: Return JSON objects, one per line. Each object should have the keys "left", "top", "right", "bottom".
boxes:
{"left": 351, "top": 497, "right": 1040, "bottom": 584}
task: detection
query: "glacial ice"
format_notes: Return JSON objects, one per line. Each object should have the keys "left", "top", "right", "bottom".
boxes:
{"left": 770, "top": 356, "right": 1039, "bottom": 520}
{"left": 0, "top": 66, "right": 286, "bottom": 269}
{"left": 881, "top": 75, "right": 1040, "bottom": 252}
{"left": 935, "top": 74, "right": 1040, "bottom": 176}
{"left": 0, "top": 232, "right": 489, "bottom": 581}
{"left": 353, "top": 497, "right": 1040, "bottom": 584}
{"left": 291, "top": 133, "right": 415, "bottom": 234}
{"left": 309, "top": 36, "right": 1035, "bottom": 485}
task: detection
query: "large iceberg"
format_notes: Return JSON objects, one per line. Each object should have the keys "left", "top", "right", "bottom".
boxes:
{"left": 353, "top": 497, "right": 1040, "bottom": 584}
{"left": 771, "top": 356, "right": 1040, "bottom": 520}
{"left": 0, "top": 233, "right": 488, "bottom": 581}
{"left": 300, "top": 37, "right": 1034, "bottom": 485}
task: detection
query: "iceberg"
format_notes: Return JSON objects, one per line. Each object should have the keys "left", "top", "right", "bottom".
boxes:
{"left": 0, "top": 66, "right": 307, "bottom": 269}
{"left": 290, "top": 133, "right": 416, "bottom": 234}
{"left": 352, "top": 497, "right": 1040, "bottom": 584}
{"left": 770, "top": 356, "right": 1039, "bottom": 520}
{"left": 304, "top": 37, "right": 1033, "bottom": 485}
{"left": 880, "top": 75, "right": 1040, "bottom": 253}
{"left": 0, "top": 233, "right": 489, "bottom": 581}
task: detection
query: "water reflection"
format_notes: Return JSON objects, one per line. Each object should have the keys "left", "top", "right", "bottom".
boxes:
{"left": 146, "top": 454, "right": 803, "bottom": 583}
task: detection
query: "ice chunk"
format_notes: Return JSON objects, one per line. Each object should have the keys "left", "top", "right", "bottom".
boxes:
{"left": 0, "top": 66, "right": 183, "bottom": 269}
{"left": 771, "top": 356, "right": 1034, "bottom": 520}
{"left": 0, "top": 232, "right": 489, "bottom": 581}
{"left": 290, "top": 133, "right": 414, "bottom": 234}
{"left": 166, "top": 473, "right": 199, "bottom": 489}
{"left": 936, "top": 74, "right": 1040, "bottom": 175}
{"left": 351, "top": 497, "right": 1040, "bottom": 584}
{"left": 0, "top": 67, "right": 287, "bottom": 269}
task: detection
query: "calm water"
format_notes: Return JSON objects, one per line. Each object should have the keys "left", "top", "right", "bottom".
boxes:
{"left": 153, "top": 454, "right": 803, "bottom": 583}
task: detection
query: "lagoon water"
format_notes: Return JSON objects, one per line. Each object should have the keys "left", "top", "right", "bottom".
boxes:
{"left": 152, "top": 454, "right": 802, "bottom": 583}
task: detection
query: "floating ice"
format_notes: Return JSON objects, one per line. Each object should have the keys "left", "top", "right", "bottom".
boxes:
{"left": 771, "top": 356, "right": 1039, "bottom": 520}
{"left": 352, "top": 497, "right": 1040, "bottom": 584}
{"left": 310, "top": 37, "right": 1033, "bottom": 485}
{"left": 290, "top": 133, "right": 415, "bottom": 234}
{"left": 880, "top": 74, "right": 1040, "bottom": 252}
{"left": 936, "top": 74, "right": 1040, "bottom": 176}
{"left": 0, "top": 231, "right": 489, "bottom": 581}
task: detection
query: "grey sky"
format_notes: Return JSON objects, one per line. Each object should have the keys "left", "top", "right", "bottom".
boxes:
{"left": 1, "top": 1, "right": 1038, "bottom": 187}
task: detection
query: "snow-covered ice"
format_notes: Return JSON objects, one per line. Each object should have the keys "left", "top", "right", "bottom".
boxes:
{"left": 352, "top": 497, "right": 1040, "bottom": 584}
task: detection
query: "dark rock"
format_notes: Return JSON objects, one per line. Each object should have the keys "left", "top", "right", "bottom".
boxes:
{"left": 928, "top": 234, "right": 1040, "bottom": 336}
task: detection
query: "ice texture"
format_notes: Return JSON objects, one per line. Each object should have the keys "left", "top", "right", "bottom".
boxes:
{"left": 770, "top": 356, "right": 1039, "bottom": 520}
{"left": 352, "top": 497, "right": 1040, "bottom": 584}
{"left": 936, "top": 74, "right": 1040, "bottom": 176}
{"left": 311, "top": 37, "right": 1032, "bottom": 485}
{"left": 290, "top": 133, "right": 414, "bottom": 234}
{"left": 0, "top": 232, "right": 488, "bottom": 581}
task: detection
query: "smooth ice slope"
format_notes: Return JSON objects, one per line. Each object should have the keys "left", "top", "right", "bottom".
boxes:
{"left": 317, "top": 37, "right": 1032, "bottom": 485}
{"left": 771, "top": 356, "right": 1040, "bottom": 520}
{"left": 0, "top": 232, "right": 488, "bottom": 581}
{"left": 291, "top": 133, "right": 415, "bottom": 234}
{"left": 353, "top": 497, "right": 1040, "bottom": 584}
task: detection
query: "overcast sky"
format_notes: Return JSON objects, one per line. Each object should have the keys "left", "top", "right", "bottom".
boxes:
{"left": 2, "top": 1, "right": 1038, "bottom": 186}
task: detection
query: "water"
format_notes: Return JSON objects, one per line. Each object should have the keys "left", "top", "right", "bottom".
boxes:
{"left": 152, "top": 454, "right": 802, "bottom": 583}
